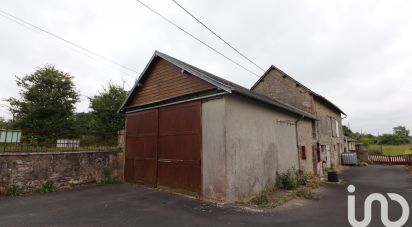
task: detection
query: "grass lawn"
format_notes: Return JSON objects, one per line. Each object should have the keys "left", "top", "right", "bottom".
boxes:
{"left": 366, "top": 144, "right": 412, "bottom": 156}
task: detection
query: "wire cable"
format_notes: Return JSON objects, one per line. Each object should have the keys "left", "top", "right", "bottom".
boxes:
{"left": 0, "top": 9, "right": 139, "bottom": 75}
{"left": 135, "top": 0, "right": 260, "bottom": 77}
{"left": 171, "top": 0, "right": 265, "bottom": 72}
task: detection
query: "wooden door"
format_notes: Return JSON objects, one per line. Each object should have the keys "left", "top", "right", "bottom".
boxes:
{"left": 125, "top": 109, "right": 158, "bottom": 187}
{"left": 157, "top": 101, "right": 202, "bottom": 194}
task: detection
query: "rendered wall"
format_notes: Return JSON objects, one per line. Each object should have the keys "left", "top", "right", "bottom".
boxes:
{"left": 297, "top": 120, "right": 317, "bottom": 173}
{"left": 223, "top": 95, "right": 299, "bottom": 201}
{"left": 201, "top": 97, "right": 227, "bottom": 201}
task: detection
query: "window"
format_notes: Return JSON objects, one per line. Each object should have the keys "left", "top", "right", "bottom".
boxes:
{"left": 321, "top": 145, "right": 326, "bottom": 152}
{"left": 300, "top": 146, "right": 306, "bottom": 160}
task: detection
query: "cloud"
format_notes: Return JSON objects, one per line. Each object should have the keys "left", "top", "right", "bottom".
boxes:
{"left": 0, "top": 0, "right": 411, "bottom": 134}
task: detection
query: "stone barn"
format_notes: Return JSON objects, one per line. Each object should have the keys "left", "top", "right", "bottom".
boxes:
{"left": 119, "top": 51, "right": 316, "bottom": 202}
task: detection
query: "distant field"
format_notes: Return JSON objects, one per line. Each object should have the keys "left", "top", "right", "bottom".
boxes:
{"left": 366, "top": 144, "right": 412, "bottom": 156}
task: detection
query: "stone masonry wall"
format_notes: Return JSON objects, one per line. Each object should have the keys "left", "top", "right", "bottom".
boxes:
{"left": 253, "top": 69, "right": 315, "bottom": 114}
{"left": 0, "top": 150, "right": 124, "bottom": 195}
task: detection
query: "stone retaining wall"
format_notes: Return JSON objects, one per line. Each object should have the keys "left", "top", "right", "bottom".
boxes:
{"left": 0, "top": 150, "right": 124, "bottom": 195}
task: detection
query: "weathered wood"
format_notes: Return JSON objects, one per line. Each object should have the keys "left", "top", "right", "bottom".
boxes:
{"left": 127, "top": 58, "right": 215, "bottom": 107}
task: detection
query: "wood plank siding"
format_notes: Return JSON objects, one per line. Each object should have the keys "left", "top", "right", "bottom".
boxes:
{"left": 127, "top": 58, "right": 215, "bottom": 107}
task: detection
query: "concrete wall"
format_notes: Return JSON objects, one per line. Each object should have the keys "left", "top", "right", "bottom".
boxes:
{"left": 201, "top": 97, "right": 227, "bottom": 201}
{"left": 223, "top": 95, "right": 299, "bottom": 201}
{"left": 0, "top": 151, "right": 123, "bottom": 195}
{"left": 297, "top": 120, "right": 317, "bottom": 173}
{"left": 201, "top": 94, "right": 321, "bottom": 202}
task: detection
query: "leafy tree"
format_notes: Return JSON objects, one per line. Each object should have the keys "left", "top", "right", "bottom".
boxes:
{"left": 5, "top": 65, "right": 79, "bottom": 131}
{"left": 378, "top": 126, "right": 410, "bottom": 145}
{"left": 393, "top": 126, "right": 410, "bottom": 142}
{"left": 343, "top": 125, "right": 357, "bottom": 139}
{"left": 72, "top": 112, "right": 96, "bottom": 132}
{"left": 88, "top": 83, "right": 127, "bottom": 132}
{"left": 0, "top": 117, "right": 12, "bottom": 129}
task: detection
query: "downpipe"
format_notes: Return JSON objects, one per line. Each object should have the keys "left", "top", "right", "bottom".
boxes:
{"left": 295, "top": 115, "right": 305, "bottom": 170}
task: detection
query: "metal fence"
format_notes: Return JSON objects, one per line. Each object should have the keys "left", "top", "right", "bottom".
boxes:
{"left": 0, "top": 129, "right": 120, "bottom": 153}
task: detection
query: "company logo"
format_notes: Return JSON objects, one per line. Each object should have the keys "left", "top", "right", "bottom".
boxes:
{"left": 347, "top": 185, "right": 409, "bottom": 227}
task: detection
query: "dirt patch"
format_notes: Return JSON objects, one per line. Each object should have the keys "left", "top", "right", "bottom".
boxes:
{"left": 234, "top": 175, "right": 322, "bottom": 211}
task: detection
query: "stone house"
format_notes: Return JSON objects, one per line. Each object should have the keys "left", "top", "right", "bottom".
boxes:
{"left": 251, "top": 65, "right": 346, "bottom": 173}
{"left": 344, "top": 137, "right": 362, "bottom": 152}
{"left": 119, "top": 51, "right": 317, "bottom": 201}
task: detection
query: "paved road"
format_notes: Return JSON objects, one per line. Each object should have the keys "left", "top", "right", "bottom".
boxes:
{"left": 1, "top": 165, "right": 412, "bottom": 226}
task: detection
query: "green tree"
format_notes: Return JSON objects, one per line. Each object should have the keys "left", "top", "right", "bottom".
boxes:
{"left": 6, "top": 65, "right": 79, "bottom": 131}
{"left": 0, "top": 117, "right": 12, "bottom": 129}
{"left": 393, "top": 126, "right": 410, "bottom": 143}
{"left": 378, "top": 126, "right": 410, "bottom": 145}
{"left": 89, "top": 83, "right": 127, "bottom": 132}
{"left": 72, "top": 112, "right": 96, "bottom": 132}
{"left": 343, "top": 125, "right": 357, "bottom": 139}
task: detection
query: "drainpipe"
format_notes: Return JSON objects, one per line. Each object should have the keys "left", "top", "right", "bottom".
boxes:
{"left": 295, "top": 115, "right": 305, "bottom": 170}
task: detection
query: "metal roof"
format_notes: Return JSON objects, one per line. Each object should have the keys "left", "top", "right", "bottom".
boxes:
{"left": 119, "top": 51, "right": 317, "bottom": 120}
{"left": 252, "top": 65, "right": 346, "bottom": 115}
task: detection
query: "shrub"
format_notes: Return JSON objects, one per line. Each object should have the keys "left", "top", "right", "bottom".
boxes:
{"left": 276, "top": 168, "right": 310, "bottom": 190}
{"left": 296, "top": 170, "right": 309, "bottom": 186}
{"left": 6, "top": 184, "right": 22, "bottom": 196}
{"left": 277, "top": 169, "right": 298, "bottom": 190}
{"left": 40, "top": 181, "right": 56, "bottom": 193}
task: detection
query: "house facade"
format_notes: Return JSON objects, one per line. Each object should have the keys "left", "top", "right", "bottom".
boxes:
{"left": 119, "top": 51, "right": 317, "bottom": 201}
{"left": 344, "top": 137, "right": 361, "bottom": 152}
{"left": 251, "top": 66, "right": 345, "bottom": 172}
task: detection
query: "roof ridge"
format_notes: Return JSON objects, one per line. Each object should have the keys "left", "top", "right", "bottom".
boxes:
{"left": 119, "top": 51, "right": 318, "bottom": 120}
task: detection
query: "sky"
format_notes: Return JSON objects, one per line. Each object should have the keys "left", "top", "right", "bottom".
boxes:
{"left": 0, "top": 0, "right": 411, "bottom": 135}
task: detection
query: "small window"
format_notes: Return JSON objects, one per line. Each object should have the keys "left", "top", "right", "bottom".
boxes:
{"left": 301, "top": 146, "right": 306, "bottom": 160}
{"left": 320, "top": 145, "right": 326, "bottom": 152}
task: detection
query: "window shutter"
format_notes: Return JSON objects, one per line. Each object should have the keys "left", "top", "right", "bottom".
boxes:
{"left": 335, "top": 120, "right": 340, "bottom": 137}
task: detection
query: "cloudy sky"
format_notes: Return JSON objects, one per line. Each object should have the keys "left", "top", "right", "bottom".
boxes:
{"left": 0, "top": 0, "right": 411, "bottom": 134}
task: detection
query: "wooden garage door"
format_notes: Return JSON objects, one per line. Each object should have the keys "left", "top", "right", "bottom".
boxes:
{"left": 125, "top": 109, "right": 158, "bottom": 187}
{"left": 157, "top": 102, "right": 201, "bottom": 194}
{"left": 125, "top": 101, "right": 201, "bottom": 195}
